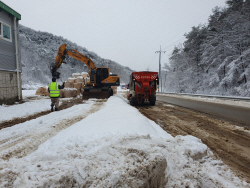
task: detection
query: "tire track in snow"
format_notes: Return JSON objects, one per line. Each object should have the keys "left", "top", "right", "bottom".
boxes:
{"left": 0, "top": 99, "right": 106, "bottom": 160}
{"left": 0, "top": 98, "right": 85, "bottom": 130}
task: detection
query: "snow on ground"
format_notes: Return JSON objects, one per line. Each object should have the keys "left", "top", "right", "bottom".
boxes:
{"left": 0, "top": 95, "right": 248, "bottom": 187}
{"left": 0, "top": 98, "right": 51, "bottom": 122}
{"left": 0, "top": 99, "right": 97, "bottom": 144}
{"left": 0, "top": 90, "right": 67, "bottom": 122}
{"left": 0, "top": 90, "right": 53, "bottom": 122}
{"left": 158, "top": 93, "right": 250, "bottom": 108}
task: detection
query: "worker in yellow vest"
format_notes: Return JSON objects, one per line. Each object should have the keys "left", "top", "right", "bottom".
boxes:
{"left": 48, "top": 77, "right": 65, "bottom": 112}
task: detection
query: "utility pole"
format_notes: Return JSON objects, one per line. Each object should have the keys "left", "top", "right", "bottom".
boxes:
{"left": 155, "top": 46, "right": 166, "bottom": 92}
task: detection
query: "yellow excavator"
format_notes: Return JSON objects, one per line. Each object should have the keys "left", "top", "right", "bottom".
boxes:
{"left": 51, "top": 44, "right": 120, "bottom": 99}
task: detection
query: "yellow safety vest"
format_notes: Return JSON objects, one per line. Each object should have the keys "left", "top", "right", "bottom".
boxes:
{"left": 49, "top": 82, "right": 60, "bottom": 97}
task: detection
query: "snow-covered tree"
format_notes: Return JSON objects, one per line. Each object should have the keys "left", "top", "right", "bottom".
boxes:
{"left": 164, "top": 0, "right": 250, "bottom": 96}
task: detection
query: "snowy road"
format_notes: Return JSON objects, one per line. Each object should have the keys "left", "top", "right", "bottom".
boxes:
{"left": 0, "top": 91, "right": 248, "bottom": 187}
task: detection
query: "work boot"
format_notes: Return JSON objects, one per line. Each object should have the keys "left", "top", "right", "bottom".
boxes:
{"left": 51, "top": 105, "right": 54, "bottom": 112}
{"left": 55, "top": 108, "right": 58, "bottom": 111}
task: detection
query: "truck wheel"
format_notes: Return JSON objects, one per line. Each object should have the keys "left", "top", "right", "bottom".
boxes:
{"left": 150, "top": 101, "right": 155, "bottom": 106}
{"left": 130, "top": 97, "right": 136, "bottom": 106}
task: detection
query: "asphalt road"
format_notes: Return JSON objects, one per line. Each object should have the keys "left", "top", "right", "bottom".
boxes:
{"left": 157, "top": 95, "right": 250, "bottom": 127}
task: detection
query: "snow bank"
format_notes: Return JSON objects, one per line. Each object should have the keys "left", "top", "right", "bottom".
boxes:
{"left": 0, "top": 97, "right": 247, "bottom": 187}
{"left": 40, "top": 96, "right": 171, "bottom": 148}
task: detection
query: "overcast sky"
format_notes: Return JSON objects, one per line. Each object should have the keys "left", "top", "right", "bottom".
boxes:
{"left": 4, "top": 0, "right": 226, "bottom": 72}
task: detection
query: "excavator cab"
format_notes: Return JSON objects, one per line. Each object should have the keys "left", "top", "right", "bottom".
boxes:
{"left": 90, "top": 67, "right": 118, "bottom": 87}
{"left": 96, "top": 68, "right": 109, "bottom": 85}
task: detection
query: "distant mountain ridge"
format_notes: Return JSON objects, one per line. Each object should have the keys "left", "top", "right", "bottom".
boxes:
{"left": 19, "top": 25, "right": 133, "bottom": 89}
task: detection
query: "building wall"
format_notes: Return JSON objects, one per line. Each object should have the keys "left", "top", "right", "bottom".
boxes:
{"left": 0, "top": 70, "right": 22, "bottom": 105}
{"left": 0, "top": 8, "right": 22, "bottom": 104}
{"left": 0, "top": 9, "right": 21, "bottom": 71}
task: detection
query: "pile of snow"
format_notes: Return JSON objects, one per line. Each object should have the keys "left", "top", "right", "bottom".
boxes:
{"left": 0, "top": 96, "right": 247, "bottom": 187}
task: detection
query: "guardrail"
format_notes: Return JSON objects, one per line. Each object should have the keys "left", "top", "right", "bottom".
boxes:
{"left": 157, "top": 92, "right": 250, "bottom": 102}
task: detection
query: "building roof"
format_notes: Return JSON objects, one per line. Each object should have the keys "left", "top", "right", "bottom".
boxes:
{"left": 0, "top": 1, "right": 21, "bottom": 20}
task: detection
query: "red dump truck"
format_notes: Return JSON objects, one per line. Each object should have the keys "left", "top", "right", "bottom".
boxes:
{"left": 127, "top": 71, "right": 159, "bottom": 106}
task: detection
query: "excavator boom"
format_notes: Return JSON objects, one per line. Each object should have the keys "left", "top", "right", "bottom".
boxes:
{"left": 54, "top": 44, "right": 95, "bottom": 71}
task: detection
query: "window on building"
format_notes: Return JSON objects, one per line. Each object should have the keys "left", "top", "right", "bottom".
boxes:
{"left": 0, "top": 21, "right": 11, "bottom": 42}
{"left": 3, "top": 24, "right": 10, "bottom": 39}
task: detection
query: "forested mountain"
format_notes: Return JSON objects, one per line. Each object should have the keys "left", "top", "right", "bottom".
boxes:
{"left": 19, "top": 25, "right": 133, "bottom": 89}
{"left": 164, "top": 0, "right": 250, "bottom": 97}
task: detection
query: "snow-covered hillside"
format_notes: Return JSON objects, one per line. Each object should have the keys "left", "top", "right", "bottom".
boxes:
{"left": 164, "top": 1, "right": 250, "bottom": 97}
{"left": 19, "top": 25, "right": 133, "bottom": 89}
